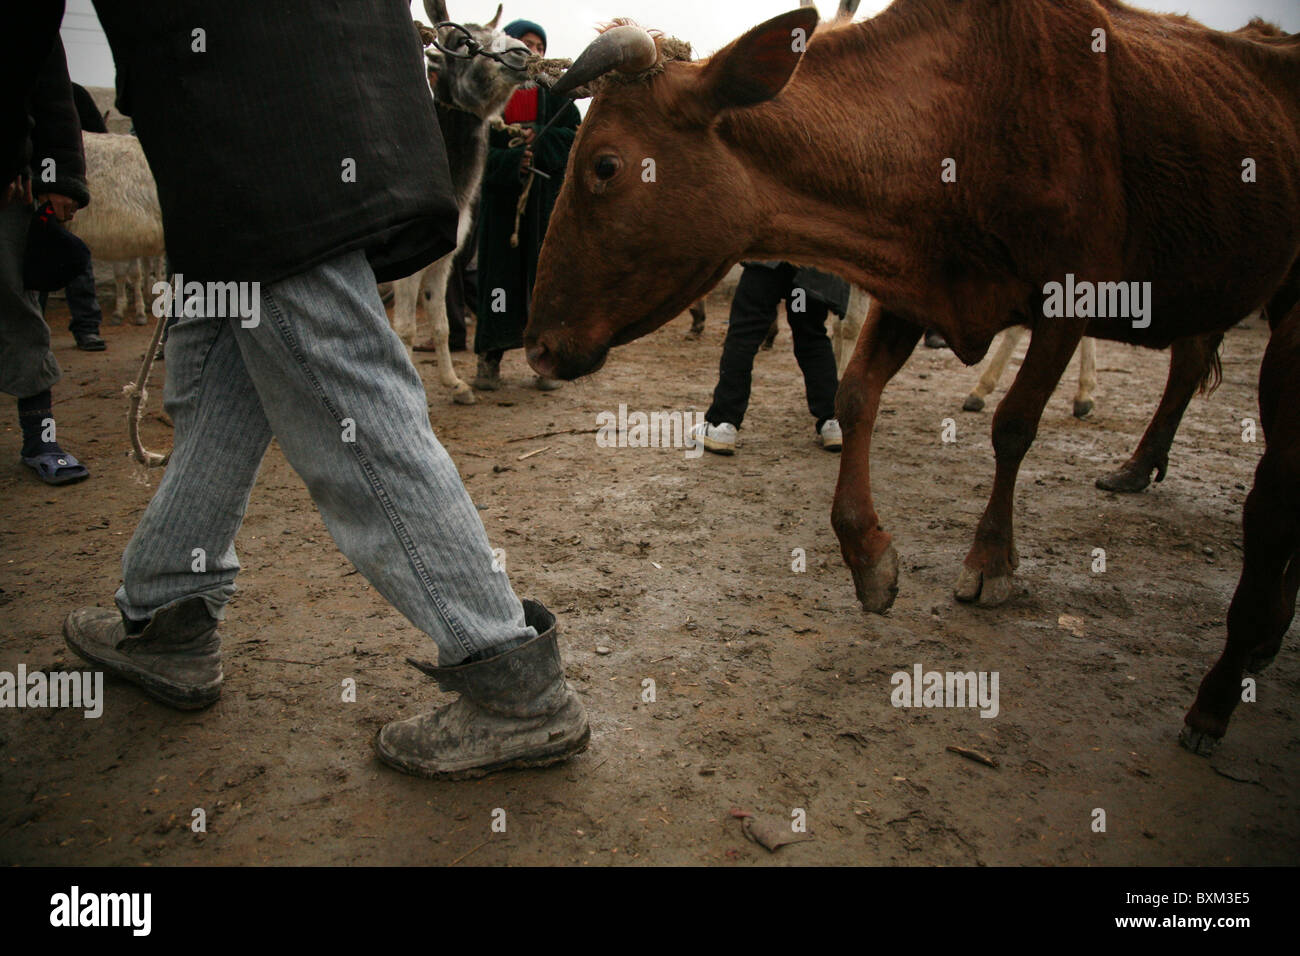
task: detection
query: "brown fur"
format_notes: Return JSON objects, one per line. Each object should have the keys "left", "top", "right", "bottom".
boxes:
{"left": 526, "top": 0, "right": 1300, "bottom": 620}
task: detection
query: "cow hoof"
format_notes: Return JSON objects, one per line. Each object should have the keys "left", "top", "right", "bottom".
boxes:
{"left": 1095, "top": 464, "right": 1152, "bottom": 494}
{"left": 452, "top": 387, "right": 476, "bottom": 406}
{"left": 962, "top": 394, "right": 985, "bottom": 413}
{"left": 1246, "top": 646, "right": 1280, "bottom": 674}
{"left": 132, "top": 313, "right": 149, "bottom": 327}
{"left": 1072, "top": 398, "right": 1094, "bottom": 419}
{"left": 685, "top": 329, "right": 702, "bottom": 341}
{"left": 953, "top": 566, "right": 1015, "bottom": 607}
{"left": 1178, "top": 725, "right": 1219, "bottom": 757}
{"left": 851, "top": 542, "right": 899, "bottom": 614}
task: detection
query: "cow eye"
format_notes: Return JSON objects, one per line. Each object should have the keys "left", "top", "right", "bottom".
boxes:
{"left": 594, "top": 155, "right": 620, "bottom": 180}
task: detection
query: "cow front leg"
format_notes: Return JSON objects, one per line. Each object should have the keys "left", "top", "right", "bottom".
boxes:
{"left": 422, "top": 255, "right": 475, "bottom": 405}
{"left": 962, "top": 326, "right": 1024, "bottom": 412}
{"left": 831, "top": 303, "right": 922, "bottom": 613}
{"left": 955, "top": 320, "right": 1082, "bottom": 607}
{"left": 1096, "top": 333, "right": 1221, "bottom": 492}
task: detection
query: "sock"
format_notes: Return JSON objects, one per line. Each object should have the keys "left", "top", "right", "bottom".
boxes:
{"left": 18, "top": 391, "right": 61, "bottom": 458}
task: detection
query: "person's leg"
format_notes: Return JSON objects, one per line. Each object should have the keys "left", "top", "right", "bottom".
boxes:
{"left": 65, "top": 260, "right": 106, "bottom": 347}
{"left": 786, "top": 298, "right": 839, "bottom": 431}
{"left": 706, "top": 264, "right": 786, "bottom": 428}
{"left": 0, "top": 202, "right": 85, "bottom": 483}
{"left": 232, "top": 250, "right": 533, "bottom": 663}
{"left": 113, "top": 302, "right": 273, "bottom": 626}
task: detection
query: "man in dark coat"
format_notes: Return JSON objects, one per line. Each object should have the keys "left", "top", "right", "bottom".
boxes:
{"left": 61, "top": 1, "right": 590, "bottom": 780}
{"left": 472, "top": 18, "right": 580, "bottom": 392}
{"left": 2, "top": 7, "right": 94, "bottom": 486}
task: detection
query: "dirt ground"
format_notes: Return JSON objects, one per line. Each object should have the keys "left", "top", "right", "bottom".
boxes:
{"left": 1, "top": 290, "right": 1296, "bottom": 866}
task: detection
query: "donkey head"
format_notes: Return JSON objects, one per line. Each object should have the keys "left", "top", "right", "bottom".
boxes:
{"left": 424, "top": 1, "right": 532, "bottom": 119}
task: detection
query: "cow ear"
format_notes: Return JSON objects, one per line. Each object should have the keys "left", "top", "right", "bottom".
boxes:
{"left": 486, "top": 4, "right": 503, "bottom": 30}
{"left": 695, "top": 8, "right": 818, "bottom": 115}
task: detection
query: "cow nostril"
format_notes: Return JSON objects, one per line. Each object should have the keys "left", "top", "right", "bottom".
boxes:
{"left": 526, "top": 343, "right": 555, "bottom": 377}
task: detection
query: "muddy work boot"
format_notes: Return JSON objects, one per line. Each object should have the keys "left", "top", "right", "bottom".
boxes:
{"left": 471, "top": 353, "right": 502, "bottom": 391}
{"left": 63, "top": 596, "right": 223, "bottom": 709}
{"left": 376, "top": 600, "right": 590, "bottom": 780}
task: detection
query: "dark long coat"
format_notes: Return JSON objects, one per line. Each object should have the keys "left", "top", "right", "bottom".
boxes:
{"left": 474, "top": 87, "right": 580, "bottom": 354}
{"left": 90, "top": 0, "right": 459, "bottom": 284}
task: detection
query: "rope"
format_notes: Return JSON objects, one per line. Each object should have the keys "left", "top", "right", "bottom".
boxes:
{"left": 123, "top": 302, "right": 170, "bottom": 467}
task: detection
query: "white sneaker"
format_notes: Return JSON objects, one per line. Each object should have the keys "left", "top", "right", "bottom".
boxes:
{"left": 819, "top": 418, "right": 843, "bottom": 451}
{"left": 690, "top": 421, "right": 737, "bottom": 455}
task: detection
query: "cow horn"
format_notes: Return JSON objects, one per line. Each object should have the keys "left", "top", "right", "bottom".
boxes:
{"left": 550, "top": 26, "right": 659, "bottom": 98}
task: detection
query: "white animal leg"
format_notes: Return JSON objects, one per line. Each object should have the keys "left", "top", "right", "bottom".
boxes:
{"left": 963, "top": 326, "right": 1026, "bottom": 412}
{"left": 132, "top": 257, "right": 148, "bottom": 324}
{"left": 1072, "top": 336, "right": 1097, "bottom": 418}
{"left": 837, "top": 286, "right": 869, "bottom": 378}
{"left": 423, "top": 255, "right": 474, "bottom": 405}
{"left": 112, "top": 261, "right": 128, "bottom": 324}
{"left": 389, "top": 269, "right": 423, "bottom": 346}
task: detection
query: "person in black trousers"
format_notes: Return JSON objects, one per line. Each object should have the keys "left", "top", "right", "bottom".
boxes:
{"left": 692, "top": 261, "right": 846, "bottom": 455}
{"left": 38, "top": 82, "right": 108, "bottom": 352}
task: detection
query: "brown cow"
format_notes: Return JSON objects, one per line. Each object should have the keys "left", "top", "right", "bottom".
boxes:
{"left": 526, "top": 2, "right": 1300, "bottom": 618}
{"left": 1184, "top": 300, "right": 1300, "bottom": 752}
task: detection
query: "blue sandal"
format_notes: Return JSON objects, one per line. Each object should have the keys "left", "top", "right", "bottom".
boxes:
{"left": 22, "top": 450, "right": 89, "bottom": 486}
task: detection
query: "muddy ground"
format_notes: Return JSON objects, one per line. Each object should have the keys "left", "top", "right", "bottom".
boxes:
{"left": 1, "top": 290, "right": 1296, "bottom": 866}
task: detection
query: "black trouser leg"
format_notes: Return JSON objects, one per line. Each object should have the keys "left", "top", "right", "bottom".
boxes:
{"left": 64, "top": 262, "right": 103, "bottom": 338}
{"left": 786, "top": 299, "right": 839, "bottom": 430}
{"left": 706, "top": 264, "right": 788, "bottom": 428}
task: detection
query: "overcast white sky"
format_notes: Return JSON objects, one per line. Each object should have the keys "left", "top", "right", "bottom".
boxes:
{"left": 63, "top": 0, "right": 1300, "bottom": 89}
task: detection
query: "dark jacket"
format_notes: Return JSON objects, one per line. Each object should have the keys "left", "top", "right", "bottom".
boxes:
{"left": 1, "top": 0, "right": 67, "bottom": 188}
{"left": 28, "top": 38, "right": 89, "bottom": 208}
{"left": 475, "top": 86, "right": 580, "bottom": 353}
{"left": 746, "top": 261, "right": 851, "bottom": 317}
{"left": 90, "top": 0, "right": 459, "bottom": 284}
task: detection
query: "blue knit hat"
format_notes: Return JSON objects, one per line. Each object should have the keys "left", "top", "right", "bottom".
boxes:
{"left": 503, "top": 18, "right": 546, "bottom": 52}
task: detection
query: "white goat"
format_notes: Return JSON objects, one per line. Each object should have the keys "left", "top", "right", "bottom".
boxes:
{"left": 69, "top": 132, "right": 165, "bottom": 323}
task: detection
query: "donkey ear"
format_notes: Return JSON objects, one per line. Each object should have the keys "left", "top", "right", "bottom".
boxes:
{"left": 424, "top": 1, "right": 449, "bottom": 25}
{"left": 694, "top": 8, "right": 818, "bottom": 115}
{"left": 486, "top": 4, "right": 503, "bottom": 30}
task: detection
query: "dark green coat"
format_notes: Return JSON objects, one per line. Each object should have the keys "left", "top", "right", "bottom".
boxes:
{"left": 475, "top": 87, "right": 580, "bottom": 354}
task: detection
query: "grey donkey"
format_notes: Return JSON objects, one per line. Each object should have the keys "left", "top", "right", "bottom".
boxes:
{"left": 389, "top": 1, "right": 533, "bottom": 404}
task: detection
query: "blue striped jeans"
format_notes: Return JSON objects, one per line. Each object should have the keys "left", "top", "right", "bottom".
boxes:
{"left": 114, "top": 250, "right": 534, "bottom": 663}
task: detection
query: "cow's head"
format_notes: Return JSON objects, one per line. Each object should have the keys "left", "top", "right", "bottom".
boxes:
{"left": 525, "top": 8, "right": 818, "bottom": 380}
{"left": 424, "top": 1, "right": 532, "bottom": 118}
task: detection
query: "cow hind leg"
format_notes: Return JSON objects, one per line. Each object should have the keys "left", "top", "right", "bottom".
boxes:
{"left": 1183, "top": 309, "right": 1300, "bottom": 753}
{"left": 955, "top": 319, "right": 1082, "bottom": 607}
{"left": 831, "top": 302, "right": 922, "bottom": 613}
{"left": 1072, "top": 337, "right": 1097, "bottom": 419}
{"left": 686, "top": 299, "right": 706, "bottom": 339}
{"left": 1182, "top": 459, "right": 1300, "bottom": 753}
{"left": 963, "top": 326, "right": 1024, "bottom": 413}
{"left": 1096, "top": 333, "right": 1221, "bottom": 493}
